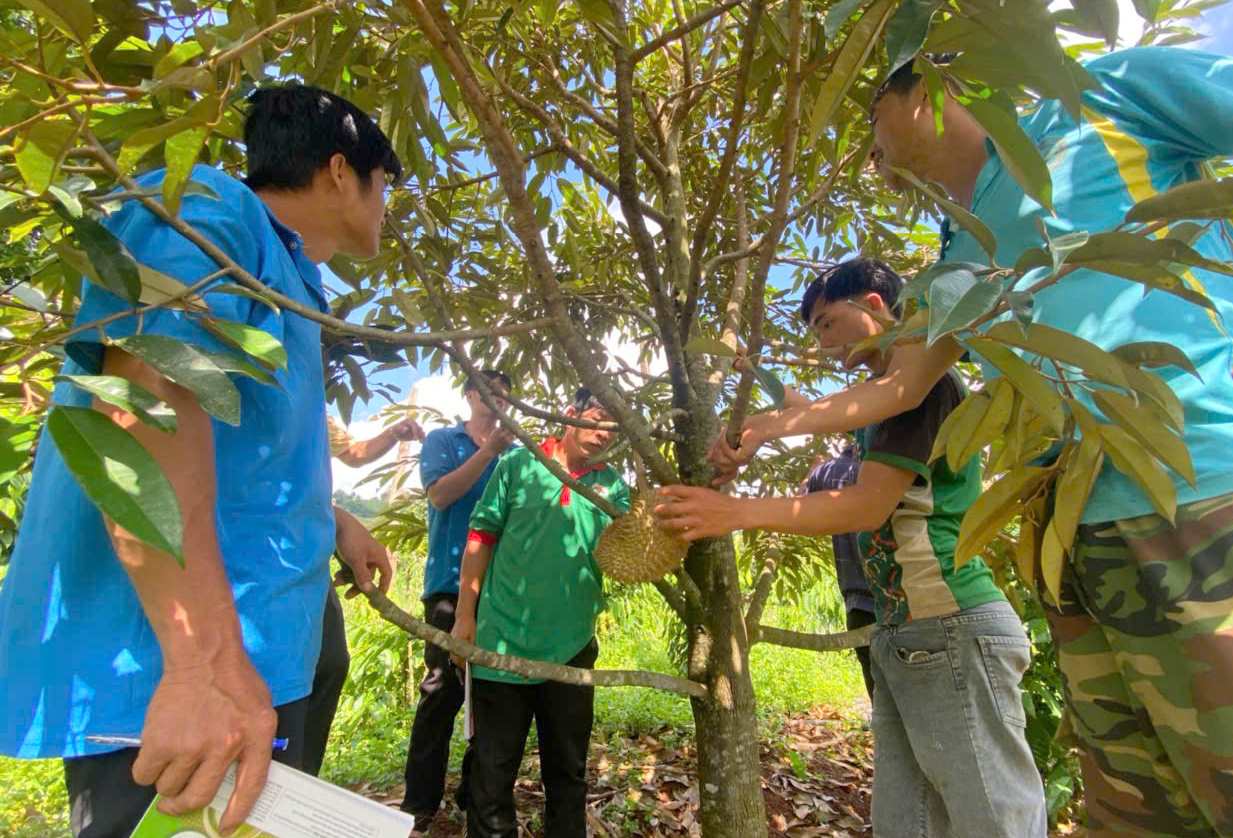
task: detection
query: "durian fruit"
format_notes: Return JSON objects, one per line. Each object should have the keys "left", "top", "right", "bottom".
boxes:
{"left": 595, "top": 493, "right": 688, "bottom": 583}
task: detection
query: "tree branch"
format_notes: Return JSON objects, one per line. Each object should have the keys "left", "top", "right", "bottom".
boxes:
{"left": 610, "top": 0, "right": 694, "bottom": 412}
{"left": 724, "top": 0, "right": 803, "bottom": 447}
{"left": 754, "top": 623, "right": 873, "bottom": 652}
{"left": 680, "top": 0, "right": 762, "bottom": 342}
{"left": 496, "top": 77, "right": 669, "bottom": 226}
{"left": 632, "top": 0, "right": 744, "bottom": 61}
{"left": 743, "top": 554, "right": 777, "bottom": 637}
{"left": 652, "top": 578, "right": 688, "bottom": 619}
{"left": 367, "top": 589, "right": 708, "bottom": 697}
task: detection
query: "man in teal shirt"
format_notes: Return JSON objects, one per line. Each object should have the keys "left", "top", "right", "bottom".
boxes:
{"left": 454, "top": 389, "right": 630, "bottom": 837}
{"left": 712, "top": 47, "right": 1233, "bottom": 836}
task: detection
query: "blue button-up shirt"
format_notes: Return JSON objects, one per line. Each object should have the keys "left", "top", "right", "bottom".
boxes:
{"left": 0, "top": 165, "right": 336, "bottom": 758}
{"left": 419, "top": 424, "right": 499, "bottom": 599}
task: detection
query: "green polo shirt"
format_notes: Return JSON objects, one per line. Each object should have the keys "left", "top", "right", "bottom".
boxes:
{"left": 467, "top": 440, "right": 630, "bottom": 684}
{"left": 856, "top": 372, "right": 1005, "bottom": 626}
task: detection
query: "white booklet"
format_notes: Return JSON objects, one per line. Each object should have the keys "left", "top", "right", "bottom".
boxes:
{"left": 130, "top": 760, "right": 414, "bottom": 838}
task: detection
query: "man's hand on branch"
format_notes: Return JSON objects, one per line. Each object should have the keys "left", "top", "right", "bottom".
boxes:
{"left": 653, "top": 485, "right": 746, "bottom": 542}
{"left": 708, "top": 415, "right": 771, "bottom": 485}
{"left": 392, "top": 418, "right": 426, "bottom": 442}
{"left": 333, "top": 508, "right": 395, "bottom": 600}
{"left": 482, "top": 426, "right": 517, "bottom": 457}
{"left": 450, "top": 613, "right": 477, "bottom": 669}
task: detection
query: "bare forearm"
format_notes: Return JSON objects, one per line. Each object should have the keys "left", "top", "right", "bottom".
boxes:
{"left": 456, "top": 541, "right": 493, "bottom": 620}
{"left": 428, "top": 448, "right": 497, "bottom": 510}
{"left": 100, "top": 349, "right": 246, "bottom": 668}
{"left": 338, "top": 427, "right": 400, "bottom": 467}
{"left": 732, "top": 489, "right": 885, "bottom": 537}
{"left": 762, "top": 339, "right": 962, "bottom": 441}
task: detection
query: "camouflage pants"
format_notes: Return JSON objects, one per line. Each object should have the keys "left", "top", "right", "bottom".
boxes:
{"left": 1045, "top": 493, "right": 1233, "bottom": 837}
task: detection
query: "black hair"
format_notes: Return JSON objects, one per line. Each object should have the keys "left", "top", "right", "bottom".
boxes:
{"left": 798, "top": 257, "right": 904, "bottom": 323}
{"left": 870, "top": 53, "right": 956, "bottom": 112}
{"left": 244, "top": 84, "right": 402, "bottom": 192}
{"left": 464, "top": 369, "right": 512, "bottom": 394}
{"left": 572, "top": 387, "right": 604, "bottom": 413}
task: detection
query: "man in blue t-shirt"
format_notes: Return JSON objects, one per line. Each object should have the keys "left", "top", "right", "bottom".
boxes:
{"left": 712, "top": 47, "right": 1233, "bottom": 836}
{"left": 0, "top": 86, "right": 400, "bottom": 837}
{"left": 400, "top": 370, "right": 513, "bottom": 828}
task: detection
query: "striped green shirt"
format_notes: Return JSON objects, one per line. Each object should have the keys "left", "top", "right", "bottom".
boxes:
{"left": 856, "top": 373, "right": 1005, "bottom": 625}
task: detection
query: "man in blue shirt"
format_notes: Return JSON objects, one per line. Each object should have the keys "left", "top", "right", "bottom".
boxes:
{"left": 401, "top": 370, "right": 514, "bottom": 828}
{"left": 0, "top": 85, "right": 400, "bottom": 836}
{"left": 712, "top": 47, "right": 1233, "bottom": 836}
{"left": 803, "top": 447, "right": 877, "bottom": 700}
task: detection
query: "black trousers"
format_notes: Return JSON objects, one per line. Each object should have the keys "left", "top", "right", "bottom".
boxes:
{"left": 847, "top": 607, "right": 877, "bottom": 700}
{"left": 302, "top": 585, "right": 351, "bottom": 777}
{"left": 466, "top": 638, "right": 598, "bottom": 838}
{"left": 63, "top": 698, "right": 308, "bottom": 838}
{"left": 401, "top": 592, "right": 466, "bottom": 817}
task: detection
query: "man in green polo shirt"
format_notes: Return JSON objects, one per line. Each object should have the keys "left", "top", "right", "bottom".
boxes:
{"left": 452, "top": 388, "right": 630, "bottom": 837}
{"left": 656, "top": 259, "right": 1046, "bottom": 836}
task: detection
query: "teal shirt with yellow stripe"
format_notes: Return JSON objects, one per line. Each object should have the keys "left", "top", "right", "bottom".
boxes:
{"left": 943, "top": 47, "right": 1233, "bottom": 524}
{"left": 467, "top": 440, "right": 630, "bottom": 684}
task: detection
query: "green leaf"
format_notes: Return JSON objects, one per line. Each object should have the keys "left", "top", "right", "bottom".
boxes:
{"left": 202, "top": 320, "right": 288, "bottom": 370}
{"left": 1111, "top": 341, "right": 1201, "bottom": 379}
{"left": 926, "top": 267, "right": 1001, "bottom": 345}
{"left": 1131, "top": 0, "right": 1160, "bottom": 22}
{"left": 961, "top": 96, "right": 1053, "bottom": 212}
{"left": 807, "top": 0, "right": 896, "bottom": 147}
{"left": 1073, "top": 0, "right": 1120, "bottom": 48}
{"left": 893, "top": 166, "right": 999, "bottom": 259}
{"left": 1125, "top": 178, "right": 1233, "bottom": 224}
{"left": 58, "top": 375, "right": 178, "bottom": 433}
{"left": 918, "top": 60, "right": 946, "bottom": 137}
{"left": 1045, "top": 229, "right": 1090, "bottom": 274}
{"left": 60, "top": 210, "right": 142, "bottom": 303}
{"left": 154, "top": 40, "right": 205, "bottom": 78}
{"left": 884, "top": 0, "right": 940, "bottom": 74}
{"left": 1072, "top": 259, "right": 1218, "bottom": 313}
{"left": 17, "top": 0, "right": 93, "bottom": 41}
{"left": 751, "top": 363, "right": 787, "bottom": 410}
{"left": 112, "top": 335, "right": 242, "bottom": 425}
{"left": 901, "top": 261, "right": 987, "bottom": 303}
{"left": 162, "top": 126, "right": 210, "bottom": 216}
{"left": 965, "top": 338, "right": 1065, "bottom": 433}
{"left": 824, "top": 0, "right": 869, "bottom": 38}
{"left": 47, "top": 406, "right": 183, "bottom": 563}
{"left": 683, "top": 336, "right": 738, "bottom": 358}
{"left": 135, "top": 264, "right": 207, "bottom": 311}
{"left": 1069, "top": 231, "right": 1233, "bottom": 278}
{"left": 15, "top": 120, "right": 77, "bottom": 194}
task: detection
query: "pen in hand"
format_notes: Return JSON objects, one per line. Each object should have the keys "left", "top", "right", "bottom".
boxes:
{"left": 86, "top": 734, "right": 290, "bottom": 751}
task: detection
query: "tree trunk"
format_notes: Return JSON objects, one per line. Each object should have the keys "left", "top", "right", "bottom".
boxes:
{"left": 687, "top": 535, "right": 768, "bottom": 837}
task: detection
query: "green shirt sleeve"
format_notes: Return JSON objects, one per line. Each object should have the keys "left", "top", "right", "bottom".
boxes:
{"left": 468, "top": 451, "right": 512, "bottom": 536}
{"left": 609, "top": 473, "right": 632, "bottom": 516}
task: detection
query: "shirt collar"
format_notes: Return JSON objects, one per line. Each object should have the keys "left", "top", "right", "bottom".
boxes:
{"left": 539, "top": 437, "right": 606, "bottom": 478}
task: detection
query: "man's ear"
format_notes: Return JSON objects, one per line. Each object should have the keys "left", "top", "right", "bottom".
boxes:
{"left": 564, "top": 405, "right": 579, "bottom": 418}
{"left": 865, "top": 291, "right": 887, "bottom": 313}
{"left": 327, "top": 152, "right": 350, "bottom": 191}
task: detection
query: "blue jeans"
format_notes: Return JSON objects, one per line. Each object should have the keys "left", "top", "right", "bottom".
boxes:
{"left": 869, "top": 601, "right": 1046, "bottom": 837}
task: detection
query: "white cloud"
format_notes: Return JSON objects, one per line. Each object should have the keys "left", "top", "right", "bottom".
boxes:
{"left": 331, "top": 374, "right": 470, "bottom": 498}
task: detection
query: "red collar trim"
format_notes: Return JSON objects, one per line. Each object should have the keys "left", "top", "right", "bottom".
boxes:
{"left": 539, "top": 437, "right": 605, "bottom": 506}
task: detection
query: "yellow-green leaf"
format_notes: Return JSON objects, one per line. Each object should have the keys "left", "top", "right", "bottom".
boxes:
{"left": 1112, "top": 341, "right": 1201, "bottom": 379}
{"left": 928, "top": 390, "right": 979, "bottom": 464}
{"left": 1092, "top": 390, "right": 1194, "bottom": 486}
{"left": 17, "top": 0, "right": 93, "bottom": 41}
{"left": 945, "top": 391, "right": 991, "bottom": 472}
{"left": 1098, "top": 419, "right": 1177, "bottom": 522}
{"left": 1040, "top": 519, "right": 1066, "bottom": 605}
{"left": 984, "top": 322, "right": 1129, "bottom": 390}
{"left": 956, "top": 378, "right": 1014, "bottom": 467}
{"left": 1125, "top": 177, "right": 1233, "bottom": 224}
{"left": 202, "top": 320, "right": 288, "bottom": 370}
{"left": 965, "top": 337, "right": 1065, "bottom": 433}
{"left": 807, "top": 0, "right": 896, "bottom": 146}
{"left": 1052, "top": 436, "right": 1103, "bottom": 553}
{"left": 14, "top": 120, "right": 78, "bottom": 194}
{"left": 1014, "top": 495, "right": 1046, "bottom": 588}
{"left": 955, "top": 466, "right": 1051, "bottom": 569}
{"left": 162, "top": 126, "right": 210, "bottom": 216}
{"left": 961, "top": 95, "right": 1053, "bottom": 213}
{"left": 894, "top": 166, "right": 999, "bottom": 260}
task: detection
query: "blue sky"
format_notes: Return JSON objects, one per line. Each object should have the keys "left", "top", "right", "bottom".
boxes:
{"left": 335, "top": 4, "right": 1233, "bottom": 422}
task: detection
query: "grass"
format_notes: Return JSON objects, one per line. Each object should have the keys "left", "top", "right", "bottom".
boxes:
{"left": 0, "top": 561, "right": 863, "bottom": 832}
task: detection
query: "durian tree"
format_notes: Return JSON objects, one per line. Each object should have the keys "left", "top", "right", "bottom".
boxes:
{"left": 2, "top": 0, "right": 1230, "bottom": 834}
